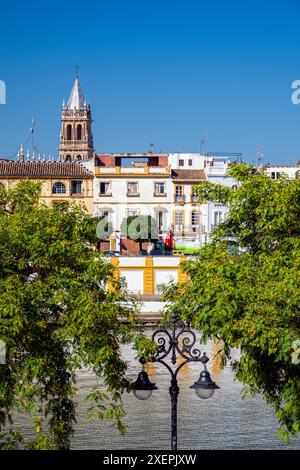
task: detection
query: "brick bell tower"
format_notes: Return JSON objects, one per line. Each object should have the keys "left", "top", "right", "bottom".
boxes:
{"left": 59, "top": 72, "right": 94, "bottom": 162}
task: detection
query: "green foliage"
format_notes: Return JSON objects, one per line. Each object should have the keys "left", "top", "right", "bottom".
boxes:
{"left": 121, "top": 215, "right": 158, "bottom": 249}
{"left": 163, "top": 165, "right": 300, "bottom": 439}
{"left": 0, "top": 181, "right": 152, "bottom": 449}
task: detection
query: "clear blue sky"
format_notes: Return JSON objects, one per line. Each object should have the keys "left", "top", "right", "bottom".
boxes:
{"left": 0, "top": 0, "right": 300, "bottom": 164}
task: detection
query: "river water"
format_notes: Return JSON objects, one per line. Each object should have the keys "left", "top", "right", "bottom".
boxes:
{"left": 13, "top": 330, "right": 300, "bottom": 450}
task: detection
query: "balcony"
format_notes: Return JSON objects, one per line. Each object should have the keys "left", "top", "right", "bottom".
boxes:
{"left": 174, "top": 195, "right": 186, "bottom": 203}
{"left": 95, "top": 166, "right": 170, "bottom": 176}
{"left": 172, "top": 224, "right": 206, "bottom": 235}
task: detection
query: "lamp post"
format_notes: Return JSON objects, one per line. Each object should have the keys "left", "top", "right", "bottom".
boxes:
{"left": 133, "top": 310, "right": 220, "bottom": 450}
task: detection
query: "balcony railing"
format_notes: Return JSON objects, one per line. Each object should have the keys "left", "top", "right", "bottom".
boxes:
{"left": 99, "top": 192, "right": 112, "bottom": 197}
{"left": 95, "top": 166, "right": 170, "bottom": 176}
{"left": 174, "top": 195, "right": 186, "bottom": 203}
{"left": 172, "top": 224, "right": 206, "bottom": 234}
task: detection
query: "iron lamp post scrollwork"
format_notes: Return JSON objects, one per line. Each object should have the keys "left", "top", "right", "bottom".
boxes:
{"left": 134, "top": 310, "right": 220, "bottom": 450}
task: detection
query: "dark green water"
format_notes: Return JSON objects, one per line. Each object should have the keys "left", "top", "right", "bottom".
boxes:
{"left": 13, "top": 334, "right": 300, "bottom": 450}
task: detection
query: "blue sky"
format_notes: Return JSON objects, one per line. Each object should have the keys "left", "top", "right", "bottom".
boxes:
{"left": 0, "top": 0, "right": 300, "bottom": 164}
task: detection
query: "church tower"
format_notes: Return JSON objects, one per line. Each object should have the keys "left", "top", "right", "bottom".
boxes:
{"left": 59, "top": 74, "right": 94, "bottom": 162}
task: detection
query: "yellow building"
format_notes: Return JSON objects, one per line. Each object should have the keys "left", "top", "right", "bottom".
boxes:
{"left": 0, "top": 158, "right": 94, "bottom": 214}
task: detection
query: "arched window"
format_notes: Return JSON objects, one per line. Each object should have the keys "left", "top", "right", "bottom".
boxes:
{"left": 52, "top": 182, "right": 67, "bottom": 195}
{"left": 65, "top": 155, "right": 72, "bottom": 162}
{"left": 66, "top": 124, "right": 72, "bottom": 140}
{"left": 77, "top": 124, "right": 82, "bottom": 141}
{"left": 76, "top": 154, "right": 82, "bottom": 162}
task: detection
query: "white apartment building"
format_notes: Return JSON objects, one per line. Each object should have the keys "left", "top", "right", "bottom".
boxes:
{"left": 264, "top": 163, "right": 300, "bottom": 179}
{"left": 91, "top": 152, "right": 235, "bottom": 251}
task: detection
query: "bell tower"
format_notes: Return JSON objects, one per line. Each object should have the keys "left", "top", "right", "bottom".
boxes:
{"left": 59, "top": 73, "right": 94, "bottom": 162}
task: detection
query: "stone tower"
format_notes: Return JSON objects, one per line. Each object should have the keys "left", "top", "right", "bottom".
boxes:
{"left": 59, "top": 75, "right": 94, "bottom": 162}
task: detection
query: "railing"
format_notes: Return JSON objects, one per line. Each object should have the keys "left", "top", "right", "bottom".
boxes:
{"left": 95, "top": 166, "right": 170, "bottom": 176}
{"left": 172, "top": 225, "right": 206, "bottom": 234}
{"left": 60, "top": 139, "right": 87, "bottom": 145}
{"left": 174, "top": 195, "right": 186, "bottom": 203}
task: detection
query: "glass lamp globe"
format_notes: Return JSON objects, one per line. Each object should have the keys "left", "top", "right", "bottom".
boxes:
{"left": 134, "top": 389, "right": 153, "bottom": 401}
{"left": 190, "top": 369, "right": 220, "bottom": 399}
{"left": 134, "top": 370, "right": 158, "bottom": 400}
{"left": 195, "top": 387, "right": 215, "bottom": 400}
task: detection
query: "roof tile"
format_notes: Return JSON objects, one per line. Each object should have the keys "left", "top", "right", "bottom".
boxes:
{"left": 171, "top": 169, "right": 206, "bottom": 181}
{"left": 0, "top": 161, "right": 93, "bottom": 179}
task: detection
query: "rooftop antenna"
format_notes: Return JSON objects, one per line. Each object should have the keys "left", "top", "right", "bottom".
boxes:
{"left": 149, "top": 142, "right": 154, "bottom": 153}
{"left": 256, "top": 144, "right": 264, "bottom": 167}
{"left": 200, "top": 133, "right": 208, "bottom": 155}
{"left": 30, "top": 118, "right": 35, "bottom": 156}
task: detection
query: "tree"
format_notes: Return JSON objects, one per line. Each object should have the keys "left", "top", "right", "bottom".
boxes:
{"left": 95, "top": 215, "right": 113, "bottom": 251}
{"left": 121, "top": 215, "right": 158, "bottom": 252}
{"left": 0, "top": 181, "right": 154, "bottom": 449}
{"left": 160, "top": 164, "right": 300, "bottom": 440}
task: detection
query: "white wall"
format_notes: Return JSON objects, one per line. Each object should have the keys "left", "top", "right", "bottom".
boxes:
{"left": 120, "top": 269, "right": 144, "bottom": 294}
{"left": 154, "top": 269, "right": 178, "bottom": 293}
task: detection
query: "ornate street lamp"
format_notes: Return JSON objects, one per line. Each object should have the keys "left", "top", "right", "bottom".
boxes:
{"left": 133, "top": 310, "right": 220, "bottom": 450}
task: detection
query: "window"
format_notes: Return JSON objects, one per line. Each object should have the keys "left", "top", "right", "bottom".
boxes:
{"left": 188, "top": 159, "right": 193, "bottom": 166}
{"left": 154, "top": 182, "right": 165, "bottom": 195}
{"left": 99, "top": 182, "right": 111, "bottom": 195}
{"left": 77, "top": 124, "right": 82, "bottom": 141}
{"left": 71, "top": 180, "right": 82, "bottom": 195}
{"left": 65, "top": 155, "right": 72, "bottom": 162}
{"left": 179, "top": 159, "right": 184, "bottom": 167}
{"left": 175, "top": 185, "right": 184, "bottom": 202}
{"left": 66, "top": 124, "right": 72, "bottom": 140}
{"left": 191, "top": 211, "right": 199, "bottom": 226}
{"left": 127, "top": 182, "right": 139, "bottom": 196}
{"left": 76, "top": 154, "right": 82, "bottom": 162}
{"left": 52, "top": 182, "right": 66, "bottom": 194}
{"left": 191, "top": 191, "right": 198, "bottom": 202}
{"left": 175, "top": 186, "right": 183, "bottom": 197}
{"left": 214, "top": 211, "right": 222, "bottom": 226}
{"left": 271, "top": 171, "right": 280, "bottom": 180}
{"left": 174, "top": 212, "right": 183, "bottom": 230}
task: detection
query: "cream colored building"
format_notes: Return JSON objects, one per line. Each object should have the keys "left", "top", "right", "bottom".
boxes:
{"left": 0, "top": 158, "right": 94, "bottom": 214}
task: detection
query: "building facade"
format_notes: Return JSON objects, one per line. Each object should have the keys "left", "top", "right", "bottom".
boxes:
{"left": 0, "top": 156, "right": 94, "bottom": 213}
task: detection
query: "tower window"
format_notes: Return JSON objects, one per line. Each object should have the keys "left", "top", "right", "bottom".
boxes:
{"left": 66, "top": 124, "right": 72, "bottom": 140}
{"left": 76, "top": 155, "right": 82, "bottom": 161}
{"left": 52, "top": 182, "right": 67, "bottom": 194}
{"left": 77, "top": 124, "right": 82, "bottom": 141}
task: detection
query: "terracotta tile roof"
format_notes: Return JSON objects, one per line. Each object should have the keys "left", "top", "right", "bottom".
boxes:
{"left": 0, "top": 161, "right": 93, "bottom": 178}
{"left": 171, "top": 169, "right": 206, "bottom": 181}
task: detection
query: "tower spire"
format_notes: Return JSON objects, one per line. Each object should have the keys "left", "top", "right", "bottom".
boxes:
{"left": 59, "top": 72, "right": 94, "bottom": 162}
